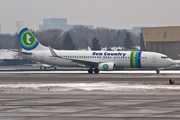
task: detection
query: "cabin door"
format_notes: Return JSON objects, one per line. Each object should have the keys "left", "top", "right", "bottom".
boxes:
{"left": 152, "top": 54, "right": 157, "bottom": 63}
{"left": 41, "top": 53, "right": 44, "bottom": 62}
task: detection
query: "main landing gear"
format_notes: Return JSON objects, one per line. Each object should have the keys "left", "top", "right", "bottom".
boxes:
{"left": 94, "top": 68, "right": 99, "bottom": 74}
{"left": 88, "top": 68, "right": 93, "bottom": 74}
{"left": 88, "top": 68, "right": 99, "bottom": 74}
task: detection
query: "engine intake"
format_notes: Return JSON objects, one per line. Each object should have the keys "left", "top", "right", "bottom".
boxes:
{"left": 98, "top": 63, "right": 115, "bottom": 71}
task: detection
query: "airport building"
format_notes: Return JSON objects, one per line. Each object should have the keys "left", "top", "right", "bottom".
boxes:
{"left": 0, "top": 24, "right": 1, "bottom": 33}
{"left": 39, "top": 18, "right": 94, "bottom": 31}
{"left": 141, "top": 26, "right": 180, "bottom": 60}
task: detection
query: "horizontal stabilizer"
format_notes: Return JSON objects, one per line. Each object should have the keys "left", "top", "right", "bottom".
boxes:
{"left": 9, "top": 49, "right": 32, "bottom": 55}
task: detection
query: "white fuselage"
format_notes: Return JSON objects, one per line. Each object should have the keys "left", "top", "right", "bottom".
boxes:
{"left": 21, "top": 50, "right": 174, "bottom": 69}
{"left": 15, "top": 21, "right": 175, "bottom": 72}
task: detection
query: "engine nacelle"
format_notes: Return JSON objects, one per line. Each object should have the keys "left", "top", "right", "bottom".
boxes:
{"left": 98, "top": 63, "right": 115, "bottom": 71}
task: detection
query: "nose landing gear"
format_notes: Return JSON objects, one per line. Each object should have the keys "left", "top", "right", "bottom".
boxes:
{"left": 156, "top": 70, "right": 160, "bottom": 74}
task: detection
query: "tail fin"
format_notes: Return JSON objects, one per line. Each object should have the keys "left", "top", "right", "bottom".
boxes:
{"left": 16, "top": 21, "right": 48, "bottom": 51}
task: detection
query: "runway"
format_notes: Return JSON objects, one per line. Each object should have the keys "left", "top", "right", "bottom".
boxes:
{"left": 1, "top": 94, "right": 180, "bottom": 120}
{"left": 0, "top": 71, "right": 180, "bottom": 119}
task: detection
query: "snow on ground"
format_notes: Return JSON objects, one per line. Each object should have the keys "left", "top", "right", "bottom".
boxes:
{"left": 0, "top": 82, "right": 179, "bottom": 94}
{"left": 0, "top": 49, "right": 18, "bottom": 59}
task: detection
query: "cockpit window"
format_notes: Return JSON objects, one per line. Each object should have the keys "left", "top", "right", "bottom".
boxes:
{"left": 161, "top": 56, "right": 168, "bottom": 59}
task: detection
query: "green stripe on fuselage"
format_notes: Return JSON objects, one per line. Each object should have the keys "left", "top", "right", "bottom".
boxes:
{"left": 130, "top": 51, "right": 137, "bottom": 68}
{"left": 132, "top": 51, "right": 136, "bottom": 68}
{"left": 130, "top": 51, "right": 134, "bottom": 68}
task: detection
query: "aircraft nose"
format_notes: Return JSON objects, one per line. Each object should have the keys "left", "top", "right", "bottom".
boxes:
{"left": 168, "top": 59, "right": 175, "bottom": 65}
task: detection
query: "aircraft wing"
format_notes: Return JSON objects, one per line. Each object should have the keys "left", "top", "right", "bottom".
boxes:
{"left": 48, "top": 46, "right": 99, "bottom": 66}
{"left": 69, "top": 58, "right": 99, "bottom": 66}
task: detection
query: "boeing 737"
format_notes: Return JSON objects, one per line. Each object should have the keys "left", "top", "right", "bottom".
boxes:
{"left": 16, "top": 21, "right": 175, "bottom": 74}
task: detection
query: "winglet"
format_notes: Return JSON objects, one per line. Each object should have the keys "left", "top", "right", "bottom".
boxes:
{"left": 49, "top": 46, "right": 61, "bottom": 58}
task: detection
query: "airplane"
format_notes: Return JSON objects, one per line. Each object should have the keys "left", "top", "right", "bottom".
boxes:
{"left": 15, "top": 21, "right": 175, "bottom": 74}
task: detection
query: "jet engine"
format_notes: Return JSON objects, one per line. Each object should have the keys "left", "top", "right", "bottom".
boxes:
{"left": 98, "top": 63, "right": 115, "bottom": 71}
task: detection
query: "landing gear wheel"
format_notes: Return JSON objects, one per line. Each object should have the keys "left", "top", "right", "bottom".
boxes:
{"left": 94, "top": 68, "right": 99, "bottom": 74}
{"left": 54, "top": 67, "right": 57, "bottom": 70}
{"left": 88, "top": 68, "right": 93, "bottom": 74}
{"left": 44, "top": 67, "right": 46, "bottom": 70}
{"left": 156, "top": 70, "right": 160, "bottom": 74}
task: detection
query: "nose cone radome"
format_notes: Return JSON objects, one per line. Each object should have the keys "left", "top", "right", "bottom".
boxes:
{"left": 168, "top": 59, "right": 175, "bottom": 66}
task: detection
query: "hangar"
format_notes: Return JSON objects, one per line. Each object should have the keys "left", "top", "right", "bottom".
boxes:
{"left": 140, "top": 26, "right": 180, "bottom": 60}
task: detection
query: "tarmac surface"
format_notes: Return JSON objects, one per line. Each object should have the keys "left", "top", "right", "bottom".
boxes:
{"left": 0, "top": 70, "right": 180, "bottom": 119}
{"left": 1, "top": 94, "right": 180, "bottom": 120}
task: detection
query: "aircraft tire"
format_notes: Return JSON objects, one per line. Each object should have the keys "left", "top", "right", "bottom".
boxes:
{"left": 156, "top": 70, "right": 160, "bottom": 74}
{"left": 88, "top": 69, "right": 93, "bottom": 74}
{"left": 94, "top": 68, "right": 99, "bottom": 74}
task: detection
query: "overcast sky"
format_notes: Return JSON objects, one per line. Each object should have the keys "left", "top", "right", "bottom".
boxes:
{"left": 0, "top": 0, "right": 180, "bottom": 34}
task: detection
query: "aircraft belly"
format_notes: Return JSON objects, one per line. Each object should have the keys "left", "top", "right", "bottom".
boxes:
{"left": 141, "top": 61, "right": 150, "bottom": 68}
{"left": 116, "top": 61, "right": 130, "bottom": 68}
{"left": 141, "top": 61, "right": 159, "bottom": 68}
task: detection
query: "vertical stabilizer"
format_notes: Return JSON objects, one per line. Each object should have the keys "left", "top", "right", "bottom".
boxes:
{"left": 16, "top": 21, "right": 47, "bottom": 51}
